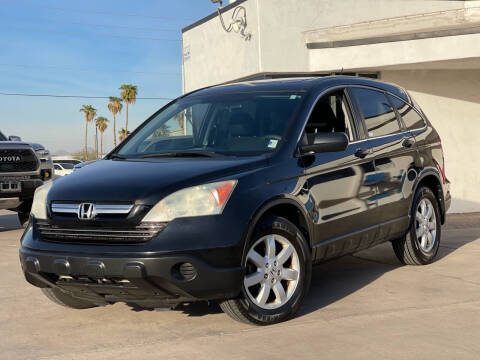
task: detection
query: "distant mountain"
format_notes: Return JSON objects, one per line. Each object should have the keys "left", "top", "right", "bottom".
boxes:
{"left": 53, "top": 149, "right": 70, "bottom": 156}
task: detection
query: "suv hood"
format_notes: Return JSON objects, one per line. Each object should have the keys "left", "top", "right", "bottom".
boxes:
{"left": 0, "top": 141, "right": 34, "bottom": 148}
{"left": 48, "top": 157, "right": 268, "bottom": 205}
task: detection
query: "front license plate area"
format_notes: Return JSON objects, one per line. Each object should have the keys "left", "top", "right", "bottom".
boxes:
{"left": 0, "top": 181, "right": 22, "bottom": 193}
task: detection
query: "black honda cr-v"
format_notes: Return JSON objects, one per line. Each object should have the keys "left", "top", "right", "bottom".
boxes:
{"left": 20, "top": 76, "right": 451, "bottom": 325}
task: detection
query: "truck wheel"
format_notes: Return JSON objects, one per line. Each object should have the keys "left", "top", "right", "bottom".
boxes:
{"left": 220, "top": 216, "right": 311, "bottom": 325}
{"left": 18, "top": 212, "right": 30, "bottom": 228}
{"left": 392, "top": 186, "right": 441, "bottom": 265}
{"left": 16, "top": 200, "right": 32, "bottom": 228}
{"left": 41, "top": 288, "right": 97, "bottom": 309}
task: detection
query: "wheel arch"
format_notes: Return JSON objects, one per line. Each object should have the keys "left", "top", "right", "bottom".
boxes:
{"left": 240, "top": 196, "right": 314, "bottom": 264}
{"left": 413, "top": 169, "right": 446, "bottom": 224}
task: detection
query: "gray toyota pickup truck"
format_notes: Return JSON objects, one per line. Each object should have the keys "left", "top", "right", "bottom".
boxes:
{"left": 0, "top": 131, "right": 52, "bottom": 226}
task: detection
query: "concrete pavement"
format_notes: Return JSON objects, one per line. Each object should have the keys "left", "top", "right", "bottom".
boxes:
{"left": 1, "top": 210, "right": 479, "bottom": 359}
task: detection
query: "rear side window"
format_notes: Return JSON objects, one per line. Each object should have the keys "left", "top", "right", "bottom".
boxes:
{"left": 388, "top": 95, "right": 426, "bottom": 130}
{"left": 350, "top": 88, "right": 401, "bottom": 138}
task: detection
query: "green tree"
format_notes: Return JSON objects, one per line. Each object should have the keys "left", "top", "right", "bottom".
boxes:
{"left": 153, "top": 124, "right": 170, "bottom": 137}
{"left": 107, "top": 96, "right": 123, "bottom": 147}
{"left": 94, "top": 120, "right": 99, "bottom": 158}
{"left": 79, "top": 105, "right": 97, "bottom": 160}
{"left": 95, "top": 117, "right": 109, "bottom": 157}
{"left": 119, "top": 84, "right": 138, "bottom": 133}
{"left": 118, "top": 128, "right": 128, "bottom": 142}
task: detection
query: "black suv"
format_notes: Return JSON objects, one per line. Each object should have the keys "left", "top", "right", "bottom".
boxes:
{"left": 20, "top": 76, "right": 450, "bottom": 325}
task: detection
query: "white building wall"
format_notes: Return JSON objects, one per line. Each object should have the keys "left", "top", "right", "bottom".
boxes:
{"left": 258, "top": 0, "right": 462, "bottom": 73}
{"left": 182, "top": 0, "right": 261, "bottom": 93}
{"left": 382, "top": 70, "right": 480, "bottom": 213}
{"left": 183, "top": 0, "right": 463, "bottom": 92}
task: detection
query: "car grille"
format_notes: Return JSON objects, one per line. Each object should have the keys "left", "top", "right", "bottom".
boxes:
{"left": 37, "top": 221, "right": 167, "bottom": 244}
{"left": 51, "top": 202, "right": 134, "bottom": 219}
{"left": 0, "top": 149, "right": 38, "bottom": 173}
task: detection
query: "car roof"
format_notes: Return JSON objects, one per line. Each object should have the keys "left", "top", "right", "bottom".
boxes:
{"left": 185, "top": 76, "right": 408, "bottom": 102}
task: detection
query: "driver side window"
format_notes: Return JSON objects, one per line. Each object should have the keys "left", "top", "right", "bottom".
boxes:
{"left": 304, "top": 90, "right": 355, "bottom": 145}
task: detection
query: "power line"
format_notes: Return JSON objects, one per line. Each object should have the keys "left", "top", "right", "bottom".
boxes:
{"left": 1, "top": 15, "right": 180, "bottom": 32}
{"left": 0, "top": 1, "right": 197, "bottom": 22}
{"left": 0, "top": 63, "right": 181, "bottom": 76}
{"left": 2, "top": 25, "right": 181, "bottom": 42}
{"left": 0, "top": 92, "right": 174, "bottom": 100}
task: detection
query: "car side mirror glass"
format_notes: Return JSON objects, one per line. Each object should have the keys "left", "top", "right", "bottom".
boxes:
{"left": 300, "top": 132, "right": 349, "bottom": 155}
{"left": 8, "top": 135, "right": 22, "bottom": 142}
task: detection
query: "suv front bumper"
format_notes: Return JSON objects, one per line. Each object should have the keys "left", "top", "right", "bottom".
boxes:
{"left": 19, "top": 245, "right": 244, "bottom": 307}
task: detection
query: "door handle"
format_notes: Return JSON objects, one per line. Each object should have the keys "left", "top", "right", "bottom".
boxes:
{"left": 354, "top": 148, "right": 369, "bottom": 159}
{"left": 402, "top": 138, "right": 415, "bottom": 148}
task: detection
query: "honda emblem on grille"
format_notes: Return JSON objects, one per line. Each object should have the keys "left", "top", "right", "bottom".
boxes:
{"left": 78, "top": 203, "right": 96, "bottom": 220}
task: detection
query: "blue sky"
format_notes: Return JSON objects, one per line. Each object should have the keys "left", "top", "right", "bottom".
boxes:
{"left": 0, "top": 0, "right": 214, "bottom": 153}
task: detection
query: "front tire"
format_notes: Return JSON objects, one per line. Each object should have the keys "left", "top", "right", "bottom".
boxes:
{"left": 220, "top": 216, "right": 311, "bottom": 325}
{"left": 16, "top": 200, "right": 32, "bottom": 228}
{"left": 392, "top": 186, "right": 441, "bottom": 265}
{"left": 41, "top": 288, "right": 97, "bottom": 309}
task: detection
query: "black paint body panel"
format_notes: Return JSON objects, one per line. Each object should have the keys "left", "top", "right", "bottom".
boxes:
{"left": 19, "top": 76, "right": 450, "bottom": 304}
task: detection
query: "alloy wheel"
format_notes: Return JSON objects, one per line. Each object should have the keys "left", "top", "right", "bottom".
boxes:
{"left": 244, "top": 234, "right": 300, "bottom": 310}
{"left": 415, "top": 198, "right": 437, "bottom": 253}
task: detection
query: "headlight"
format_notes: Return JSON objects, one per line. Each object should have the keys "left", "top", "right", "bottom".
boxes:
{"left": 30, "top": 182, "right": 53, "bottom": 220}
{"left": 143, "top": 180, "right": 237, "bottom": 222}
{"left": 36, "top": 149, "right": 51, "bottom": 161}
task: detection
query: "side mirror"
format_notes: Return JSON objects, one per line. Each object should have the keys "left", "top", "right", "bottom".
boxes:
{"left": 300, "top": 132, "right": 349, "bottom": 155}
{"left": 8, "top": 135, "right": 21, "bottom": 142}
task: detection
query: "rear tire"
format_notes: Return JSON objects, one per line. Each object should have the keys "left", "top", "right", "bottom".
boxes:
{"left": 220, "top": 216, "right": 311, "bottom": 325}
{"left": 41, "top": 288, "right": 97, "bottom": 309}
{"left": 392, "top": 186, "right": 441, "bottom": 265}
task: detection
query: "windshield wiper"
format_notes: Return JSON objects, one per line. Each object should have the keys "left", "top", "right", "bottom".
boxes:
{"left": 139, "top": 151, "right": 224, "bottom": 158}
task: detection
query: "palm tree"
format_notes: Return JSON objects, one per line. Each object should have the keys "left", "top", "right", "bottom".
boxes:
{"left": 79, "top": 105, "right": 97, "bottom": 160}
{"left": 174, "top": 111, "right": 186, "bottom": 135}
{"left": 107, "top": 96, "right": 123, "bottom": 147}
{"left": 174, "top": 108, "right": 192, "bottom": 136}
{"left": 94, "top": 121, "right": 99, "bottom": 158}
{"left": 119, "top": 84, "right": 138, "bottom": 133}
{"left": 153, "top": 123, "right": 170, "bottom": 137}
{"left": 95, "top": 117, "right": 109, "bottom": 157}
{"left": 118, "top": 128, "right": 128, "bottom": 142}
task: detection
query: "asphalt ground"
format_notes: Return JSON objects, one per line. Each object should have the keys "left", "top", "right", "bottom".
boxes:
{"left": 1, "top": 210, "right": 479, "bottom": 359}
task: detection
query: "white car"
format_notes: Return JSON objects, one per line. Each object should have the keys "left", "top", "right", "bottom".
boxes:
{"left": 53, "top": 163, "right": 74, "bottom": 177}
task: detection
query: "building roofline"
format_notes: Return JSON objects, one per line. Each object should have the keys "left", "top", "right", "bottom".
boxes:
{"left": 182, "top": 0, "right": 249, "bottom": 34}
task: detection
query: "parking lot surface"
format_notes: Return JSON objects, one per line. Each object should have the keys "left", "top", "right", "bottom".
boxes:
{"left": 1, "top": 210, "right": 480, "bottom": 359}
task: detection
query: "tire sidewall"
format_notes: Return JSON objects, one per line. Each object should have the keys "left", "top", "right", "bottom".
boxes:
{"left": 409, "top": 187, "right": 441, "bottom": 263}
{"left": 18, "top": 212, "right": 29, "bottom": 228}
{"left": 238, "top": 216, "right": 311, "bottom": 324}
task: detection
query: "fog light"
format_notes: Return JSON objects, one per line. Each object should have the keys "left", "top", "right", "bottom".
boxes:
{"left": 41, "top": 170, "right": 51, "bottom": 180}
{"left": 171, "top": 262, "right": 197, "bottom": 281}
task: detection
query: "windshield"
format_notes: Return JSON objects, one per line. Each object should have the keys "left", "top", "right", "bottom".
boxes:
{"left": 116, "top": 91, "right": 304, "bottom": 157}
{"left": 0, "top": 132, "right": 6, "bottom": 141}
{"left": 59, "top": 163, "right": 74, "bottom": 169}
